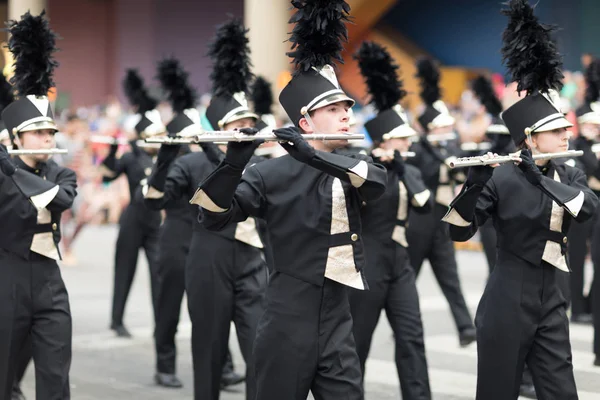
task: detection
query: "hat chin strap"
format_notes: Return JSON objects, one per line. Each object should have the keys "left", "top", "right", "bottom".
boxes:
{"left": 303, "top": 112, "right": 320, "bottom": 135}
{"left": 12, "top": 132, "right": 23, "bottom": 150}
{"left": 525, "top": 133, "right": 539, "bottom": 154}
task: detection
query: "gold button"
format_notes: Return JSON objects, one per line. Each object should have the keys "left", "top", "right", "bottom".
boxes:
{"left": 351, "top": 233, "right": 358, "bottom": 241}
{"left": 52, "top": 223, "right": 58, "bottom": 231}
{"left": 361, "top": 201, "right": 367, "bottom": 206}
{"left": 563, "top": 237, "right": 567, "bottom": 244}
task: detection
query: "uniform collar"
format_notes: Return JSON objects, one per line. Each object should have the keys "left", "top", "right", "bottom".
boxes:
{"left": 13, "top": 156, "right": 46, "bottom": 176}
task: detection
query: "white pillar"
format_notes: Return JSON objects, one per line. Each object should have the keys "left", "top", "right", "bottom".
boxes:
{"left": 244, "top": 0, "right": 290, "bottom": 101}
{"left": 8, "top": 0, "right": 47, "bottom": 20}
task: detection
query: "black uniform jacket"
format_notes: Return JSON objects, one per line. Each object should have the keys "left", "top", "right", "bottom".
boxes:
{"left": 144, "top": 151, "right": 265, "bottom": 249}
{"left": 196, "top": 152, "right": 387, "bottom": 288}
{"left": 101, "top": 142, "right": 161, "bottom": 227}
{"left": 443, "top": 161, "right": 598, "bottom": 270}
{"left": 0, "top": 157, "right": 77, "bottom": 260}
{"left": 362, "top": 164, "right": 432, "bottom": 248}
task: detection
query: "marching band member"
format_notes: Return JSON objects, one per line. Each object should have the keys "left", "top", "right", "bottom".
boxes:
{"left": 193, "top": 1, "right": 387, "bottom": 398}
{"left": 144, "top": 20, "right": 267, "bottom": 399}
{"left": 471, "top": 73, "right": 541, "bottom": 399}
{"left": 103, "top": 70, "right": 166, "bottom": 338}
{"left": 407, "top": 56, "right": 477, "bottom": 347}
{"left": 0, "top": 12, "right": 76, "bottom": 399}
{"left": 442, "top": 1, "right": 599, "bottom": 398}
{"left": 571, "top": 58, "right": 600, "bottom": 366}
{"left": 568, "top": 59, "right": 600, "bottom": 325}
{"left": 351, "top": 41, "right": 432, "bottom": 400}
{"left": 151, "top": 59, "right": 195, "bottom": 389}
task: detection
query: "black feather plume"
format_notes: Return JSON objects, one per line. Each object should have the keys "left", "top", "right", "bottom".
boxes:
{"left": 287, "top": 0, "right": 352, "bottom": 76}
{"left": 7, "top": 10, "right": 59, "bottom": 97}
{"left": 472, "top": 75, "right": 503, "bottom": 117}
{"left": 584, "top": 59, "right": 600, "bottom": 104}
{"left": 501, "top": 0, "right": 563, "bottom": 95}
{"left": 0, "top": 74, "right": 14, "bottom": 115}
{"left": 123, "top": 69, "right": 157, "bottom": 113}
{"left": 251, "top": 76, "right": 273, "bottom": 116}
{"left": 354, "top": 41, "right": 406, "bottom": 112}
{"left": 415, "top": 57, "right": 441, "bottom": 106}
{"left": 207, "top": 18, "right": 253, "bottom": 96}
{"left": 156, "top": 58, "right": 197, "bottom": 113}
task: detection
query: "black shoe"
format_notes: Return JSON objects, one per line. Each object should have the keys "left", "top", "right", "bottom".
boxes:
{"left": 110, "top": 323, "right": 132, "bottom": 338}
{"left": 519, "top": 383, "right": 537, "bottom": 399}
{"left": 220, "top": 371, "right": 245, "bottom": 389}
{"left": 154, "top": 373, "right": 183, "bottom": 388}
{"left": 571, "top": 313, "right": 593, "bottom": 325}
{"left": 459, "top": 327, "right": 476, "bottom": 347}
{"left": 11, "top": 385, "right": 26, "bottom": 400}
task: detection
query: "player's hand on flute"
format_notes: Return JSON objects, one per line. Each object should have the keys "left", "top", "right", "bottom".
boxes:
{"left": 517, "top": 149, "right": 542, "bottom": 186}
{"left": 273, "top": 127, "right": 315, "bottom": 163}
{"left": 157, "top": 143, "right": 182, "bottom": 165}
{"left": 390, "top": 150, "right": 406, "bottom": 178}
{"left": 225, "top": 127, "right": 263, "bottom": 169}
{"left": 466, "top": 152, "right": 497, "bottom": 186}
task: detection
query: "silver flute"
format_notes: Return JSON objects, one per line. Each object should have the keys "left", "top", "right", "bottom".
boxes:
{"left": 449, "top": 150, "right": 583, "bottom": 168}
{"left": 8, "top": 148, "right": 68, "bottom": 155}
{"left": 461, "top": 142, "right": 492, "bottom": 152}
{"left": 89, "top": 135, "right": 160, "bottom": 148}
{"left": 145, "top": 131, "right": 365, "bottom": 144}
{"left": 371, "top": 148, "right": 415, "bottom": 158}
{"left": 409, "top": 132, "right": 458, "bottom": 143}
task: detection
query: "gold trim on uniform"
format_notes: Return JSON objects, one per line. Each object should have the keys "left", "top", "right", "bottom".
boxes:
{"left": 324, "top": 178, "right": 364, "bottom": 290}
{"left": 189, "top": 188, "right": 227, "bottom": 212}
{"left": 541, "top": 171, "right": 568, "bottom": 271}
{"left": 30, "top": 185, "right": 59, "bottom": 208}
{"left": 30, "top": 197, "right": 60, "bottom": 260}
{"left": 234, "top": 218, "right": 264, "bottom": 249}
{"left": 412, "top": 189, "right": 431, "bottom": 208}
{"left": 441, "top": 208, "right": 472, "bottom": 227}
{"left": 347, "top": 160, "right": 368, "bottom": 188}
{"left": 392, "top": 181, "right": 409, "bottom": 247}
{"left": 143, "top": 184, "right": 165, "bottom": 199}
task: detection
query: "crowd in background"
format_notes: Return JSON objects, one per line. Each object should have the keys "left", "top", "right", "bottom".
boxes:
{"left": 51, "top": 65, "right": 592, "bottom": 265}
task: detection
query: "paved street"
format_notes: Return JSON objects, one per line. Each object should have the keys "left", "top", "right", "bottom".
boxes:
{"left": 19, "top": 224, "right": 600, "bottom": 399}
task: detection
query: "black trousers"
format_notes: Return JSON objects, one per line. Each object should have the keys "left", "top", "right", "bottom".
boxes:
{"left": 590, "top": 210, "right": 600, "bottom": 357}
{"left": 154, "top": 218, "right": 190, "bottom": 375}
{"left": 254, "top": 273, "right": 363, "bottom": 400}
{"left": 350, "top": 243, "right": 430, "bottom": 400}
{"left": 0, "top": 251, "right": 71, "bottom": 400}
{"left": 408, "top": 211, "right": 474, "bottom": 333}
{"left": 567, "top": 217, "right": 593, "bottom": 315}
{"left": 186, "top": 232, "right": 266, "bottom": 400}
{"left": 111, "top": 205, "right": 161, "bottom": 327}
{"left": 475, "top": 251, "right": 577, "bottom": 400}
{"left": 12, "top": 336, "right": 32, "bottom": 391}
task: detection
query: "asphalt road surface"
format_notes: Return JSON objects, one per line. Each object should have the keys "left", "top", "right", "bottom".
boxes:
{"left": 19, "top": 225, "right": 600, "bottom": 399}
